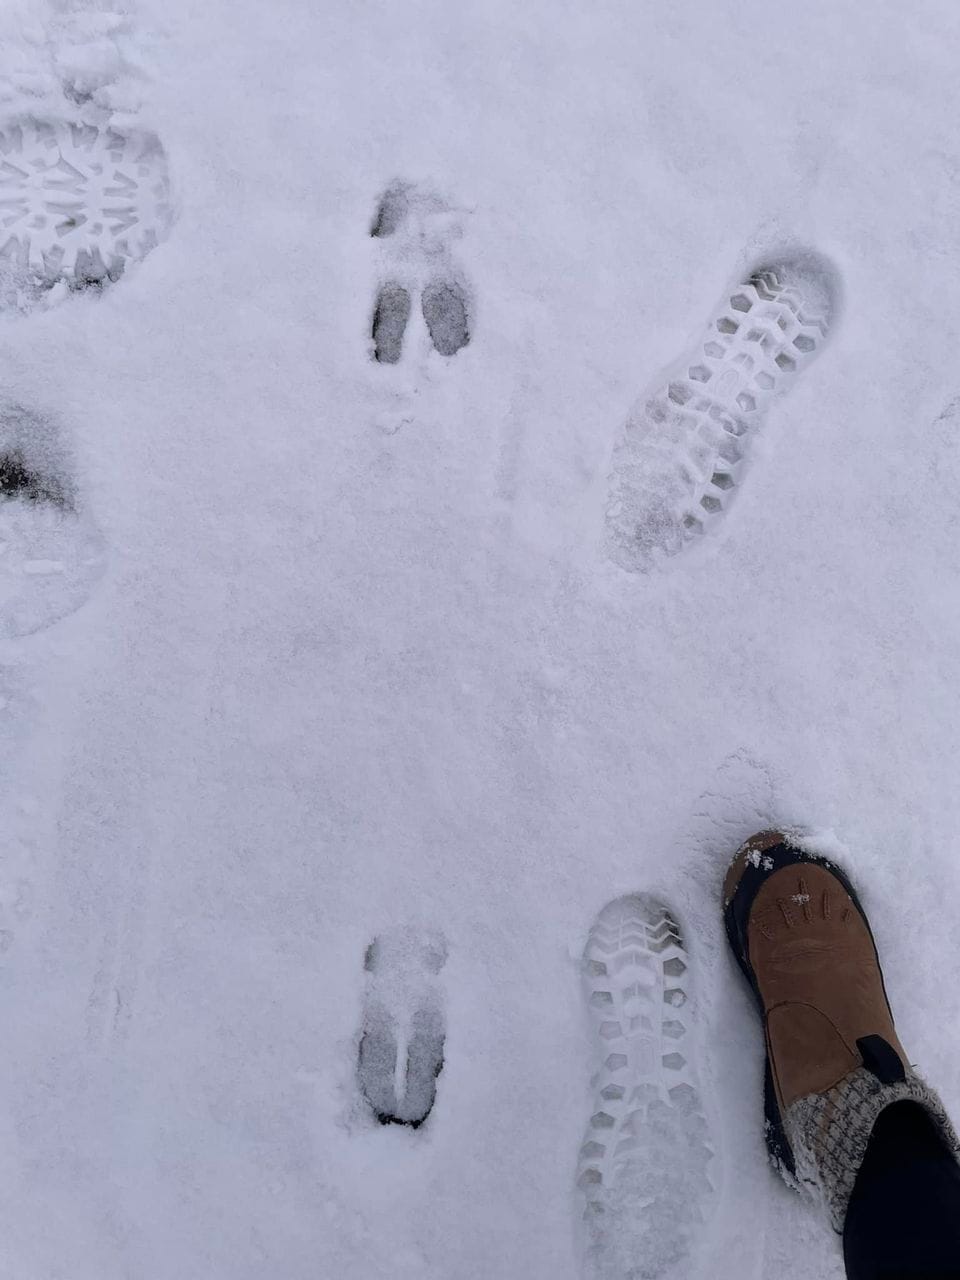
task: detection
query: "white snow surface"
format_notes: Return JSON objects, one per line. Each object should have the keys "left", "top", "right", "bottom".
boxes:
{"left": 0, "top": 0, "right": 959, "bottom": 1277}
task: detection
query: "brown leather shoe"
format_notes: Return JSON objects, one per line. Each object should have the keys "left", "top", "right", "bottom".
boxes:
{"left": 723, "top": 831, "right": 959, "bottom": 1228}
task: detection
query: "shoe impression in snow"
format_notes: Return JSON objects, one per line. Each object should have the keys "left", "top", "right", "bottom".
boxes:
{"left": 723, "top": 830, "right": 960, "bottom": 1232}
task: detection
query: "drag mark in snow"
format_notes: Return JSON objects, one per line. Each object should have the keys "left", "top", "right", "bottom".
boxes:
{"left": 85, "top": 922, "right": 137, "bottom": 1050}
{"left": 85, "top": 883, "right": 146, "bottom": 1051}
{"left": 369, "top": 181, "right": 472, "bottom": 365}
{"left": 606, "top": 251, "right": 839, "bottom": 569}
{"left": 934, "top": 395, "right": 960, "bottom": 426}
{"left": 356, "top": 927, "right": 447, "bottom": 1128}
{"left": 0, "top": 117, "right": 173, "bottom": 304}
{"left": 578, "top": 895, "right": 716, "bottom": 1279}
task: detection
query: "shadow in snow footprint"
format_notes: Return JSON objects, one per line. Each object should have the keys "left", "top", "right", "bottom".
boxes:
{"left": 0, "top": 403, "right": 104, "bottom": 636}
{"left": 357, "top": 927, "right": 447, "bottom": 1128}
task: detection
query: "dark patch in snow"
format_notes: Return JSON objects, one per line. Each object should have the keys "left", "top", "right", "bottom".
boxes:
{"left": 0, "top": 449, "right": 71, "bottom": 509}
{"left": 370, "top": 183, "right": 411, "bottom": 239}
{"left": 422, "top": 280, "right": 470, "bottom": 357}
{"left": 371, "top": 283, "right": 412, "bottom": 364}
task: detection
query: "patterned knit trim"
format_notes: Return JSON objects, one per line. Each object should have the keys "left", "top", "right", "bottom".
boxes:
{"left": 784, "top": 1066, "right": 960, "bottom": 1233}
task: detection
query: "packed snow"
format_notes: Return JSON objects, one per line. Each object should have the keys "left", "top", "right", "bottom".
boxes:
{"left": 0, "top": 0, "right": 959, "bottom": 1277}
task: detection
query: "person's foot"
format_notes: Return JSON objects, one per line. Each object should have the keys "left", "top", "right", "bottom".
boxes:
{"left": 723, "top": 830, "right": 959, "bottom": 1228}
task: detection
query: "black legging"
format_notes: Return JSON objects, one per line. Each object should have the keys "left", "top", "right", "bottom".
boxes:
{"left": 844, "top": 1101, "right": 960, "bottom": 1279}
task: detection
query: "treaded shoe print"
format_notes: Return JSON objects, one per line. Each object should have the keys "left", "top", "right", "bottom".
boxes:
{"left": 0, "top": 402, "right": 104, "bottom": 637}
{"left": 0, "top": 117, "right": 173, "bottom": 304}
{"left": 606, "top": 252, "right": 838, "bottom": 569}
{"left": 357, "top": 927, "right": 447, "bottom": 1128}
{"left": 369, "top": 181, "right": 472, "bottom": 363}
{"left": 578, "top": 895, "right": 715, "bottom": 1280}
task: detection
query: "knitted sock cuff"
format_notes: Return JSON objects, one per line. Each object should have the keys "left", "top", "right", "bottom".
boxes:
{"left": 784, "top": 1066, "right": 960, "bottom": 1232}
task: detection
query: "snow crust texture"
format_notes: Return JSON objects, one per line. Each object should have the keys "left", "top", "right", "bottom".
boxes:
{"left": 579, "top": 896, "right": 715, "bottom": 1280}
{"left": 607, "top": 254, "right": 838, "bottom": 568}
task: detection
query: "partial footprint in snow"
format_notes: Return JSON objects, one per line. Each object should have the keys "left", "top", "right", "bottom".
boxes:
{"left": 0, "top": 117, "right": 173, "bottom": 309}
{"left": 421, "top": 280, "right": 470, "bottom": 358}
{"left": 369, "top": 181, "right": 472, "bottom": 366}
{"left": 357, "top": 927, "right": 447, "bottom": 1128}
{"left": 371, "top": 282, "right": 412, "bottom": 366}
{"left": 578, "top": 895, "right": 716, "bottom": 1280}
{"left": 0, "top": 402, "right": 105, "bottom": 636}
{"left": 606, "top": 251, "right": 839, "bottom": 569}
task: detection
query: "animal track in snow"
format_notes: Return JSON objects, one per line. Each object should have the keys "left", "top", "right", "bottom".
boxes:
{"left": 356, "top": 927, "right": 447, "bottom": 1128}
{"left": 0, "top": 403, "right": 105, "bottom": 637}
{"left": 369, "top": 181, "right": 471, "bottom": 365}
{"left": 606, "top": 251, "right": 838, "bottom": 569}
{"left": 578, "top": 895, "right": 716, "bottom": 1280}
{"left": 371, "top": 282, "right": 412, "bottom": 367}
{"left": 421, "top": 280, "right": 470, "bottom": 357}
{"left": 0, "top": 117, "right": 173, "bottom": 306}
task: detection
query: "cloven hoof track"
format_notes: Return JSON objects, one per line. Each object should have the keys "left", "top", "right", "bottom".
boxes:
{"left": 0, "top": 117, "right": 173, "bottom": 295}
{"left": 578, "top": 895, "right": 715, "bottom": 1280}
{"left": 369, "top": 181, "right": 471, "bottom": 364}
{"left": 357, "top": 927, "right": 447, "bottom": 1129}
{"left": 606, "top": 251, "right": 839, "bottom": 569}
{"left": 371, "top": 282, "right": 412, "bottom": 367}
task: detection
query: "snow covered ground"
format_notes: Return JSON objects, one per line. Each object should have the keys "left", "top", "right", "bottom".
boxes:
{"left": 0, "top": 0, "right": 959, "bottom": 1276}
